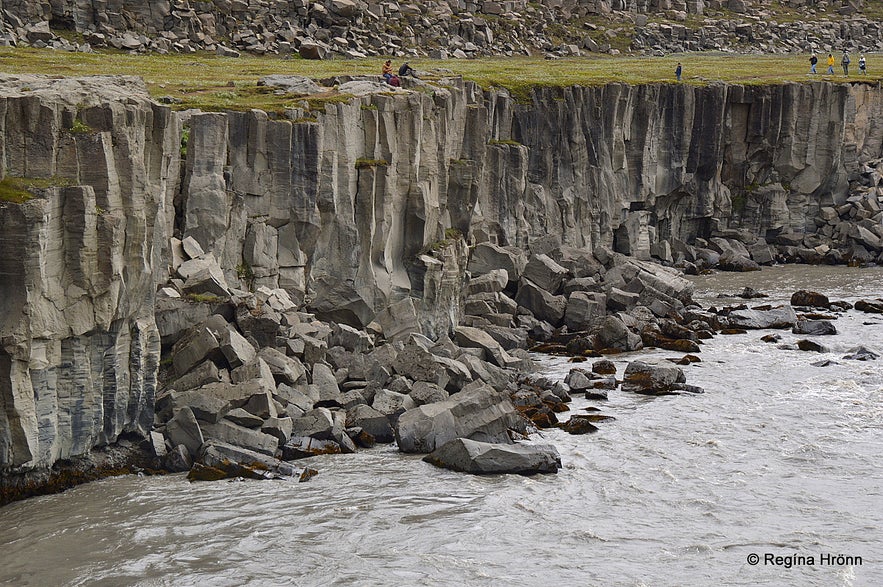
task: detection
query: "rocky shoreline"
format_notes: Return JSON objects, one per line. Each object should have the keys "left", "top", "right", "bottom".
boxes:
{"left": 1, "top": 71, "right": 882, "bottom": 503}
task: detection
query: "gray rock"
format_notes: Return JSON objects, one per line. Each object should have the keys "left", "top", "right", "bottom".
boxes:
{"left": 727, "top": 306, "right": 797, "bottom": 329}
{"left": 290, "top": 407, "right": 337, "bottom": 439}
{"left": 168, "top": 390, "right": 231, "bottom": 424}
{"left": 395, "top": 386, "right": 520, "bottom": 453}
{"left": 164, "top": 444, "right": 193, "bottom": 473}
{"left": 165, "top": 407, "right": 205, "bottom": 458}
{"left": 257, "top": 75, "right": 324, "bottom": 95}
{"left": 467, "top": 242, "right": 527, "bottom": 282}
{"left": 200, "top": 419, "right": 280, "bottom": 456}
{"left": 172, "top": 317, "right": 225, "bottom": 376}
{"left": 330, "top": 323, "right": 374, "bottom": 353}
{"left": 258, "top": 347, "right": 307, "bottom": 384}
{"left": 514, "top": 279, "right": 567, "bottom": 325}
{"left": 167, "top": 360, "right": 222, "bottom": 393}
{"left": 522, "top": 254, "right": 569, "bottom": 294}
{"left": 453, "top": 326, "right": 518, "bottom": 368}
{"left": 224, "top": 407, "right": 264, "bottom": 428}
{"left": 842, "top": 346, "right": 879, "bottom": 361}
{"left": 218, "top": 325, "right": 257, "bottom": 369}
{"left": 371, "top": 389, "right": 415, "bottom": 416}
{"left": 311, "top": 362, "right": 342, "bottom": 406}
{"left": 621, "top": 361, "right": 687, "bottom": 395}
{"left": 409, "top": 381, "right": 448, "bottom": 406}
{"left": 345, "top": 404, "right": 395, "bottom": 443}
{"left": 564, "top": 291, "right": 606, "bottom": 331}
{"left": 261, "top": 417, "right": 294, "bottom": 443}
{"left": 594, "top": 315, "right": 643, "bottom": 351}
{"left": 792, "top": 320, "right": 837, "bottom": 336}
{"left": 201, "top": 440, "right": 301, "bottom": 477}
{"left": 423, "top": 438, "right": 560, "bottom": 475}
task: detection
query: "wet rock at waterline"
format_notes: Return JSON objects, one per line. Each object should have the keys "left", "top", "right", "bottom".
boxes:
{"left": 621, "top": 361, "right": 703, "bottom": 395}
{"left": 792, "top": 320, "right": 838, "bottom": 336}
{"left": 423, "top": 438, "right": 561, "bottom": 476}
{"left": 843, "top": 346, "right": 880, "bottom": 361}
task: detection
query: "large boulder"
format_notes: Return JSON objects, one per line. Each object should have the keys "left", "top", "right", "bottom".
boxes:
{"left": 165, "top": 407, "right": 204, "bottom": 458}
{"left": 726, "top": 306, "right": 797, "bottom": 329}
{"left": 467, "top": 242, "right": 527, "bottom": 283}
{"left": 564, "top": 291, "right": 606, "bottom": 331}
{"left": 522, "top": 254, "right": 569, "bottom": 294}
{"left": 345, "top": 404, "right": 395, "bottom": 443}
{"left": 792, "top": 320, "right": 837, "bottom": 336}
{"left": 199, "top": 419, "right": 279, "bottom": 456}
{"left": 423, "top": 438, "right": 560, "bottom": 475}
{"left": 453, "top": 326, "right": 518, "bottom": 368}
{"left": 621, "top": 361, "right": 689, "bottom": 395}
{"left": 258, "top": 347, "right": 307, "bottom": 384}
{"left": 514, "top": 279, "right": 566, "bottom": 325}
{"left": 395, "top": 386, "right": 521, "bottom": 453}
{"left": 594, "top": 315, "right": 642, "bottom": 351}
{"left": 200, "top": 440, "right": 305, "bottom": 479}
{"left": 790, "top": 290, "right": 830, "bottom": 308}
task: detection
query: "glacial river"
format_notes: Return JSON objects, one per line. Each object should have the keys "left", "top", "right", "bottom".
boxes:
{"left": 1, "top": 266, "right": 881, "bottom": 586}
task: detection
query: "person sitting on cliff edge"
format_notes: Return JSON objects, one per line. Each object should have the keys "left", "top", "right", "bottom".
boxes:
{"left": 382, "top": 59, "right": 393, "bottom": 82}
{"left": 398, "top": 62, "right": 417, "bottom": 78}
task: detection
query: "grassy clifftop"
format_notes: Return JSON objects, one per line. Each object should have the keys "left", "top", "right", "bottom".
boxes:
{"left": 1, "top": 48, "right": 879, "bottom": 112}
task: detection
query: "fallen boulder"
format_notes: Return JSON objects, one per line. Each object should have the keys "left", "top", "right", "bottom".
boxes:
{"left": 422, "top": 438, "right": 560, "bottom": 475}
{"left": 792, "top": 320, "right": 837, "bottom": 336}
{"left": 621, "top": 361, "right": 691, "bottom": 395}
{"left": 395, "top": 386, "right": 521, "bottom": 453}
{"left": 726, "top": 306, "right": 797, "bottom": 329}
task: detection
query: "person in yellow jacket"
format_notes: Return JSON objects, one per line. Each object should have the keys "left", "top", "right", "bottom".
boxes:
{"left": 826, "top": 53, "right": 835, "bottom": 74}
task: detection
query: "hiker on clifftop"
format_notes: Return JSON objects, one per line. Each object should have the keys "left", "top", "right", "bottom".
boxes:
{"left": 675, "top": 62, "right": 682, "bottom": 82}
{"left": 827, "top": 53, "right": 835, "bottom": 74}
{"left": 842, "top": 51, "right": 851, "bottom": 76}
{"left": 382, "top": 59, "right": 393, "bottom": 82}
{"left": 398, "top": 62, "right": 417, "bottom": 78}
{"left": 859, "top": 54, "right": 867, "bottom": 75}
{"left": 809, "top": 53, "right": 818, "bottom": 74}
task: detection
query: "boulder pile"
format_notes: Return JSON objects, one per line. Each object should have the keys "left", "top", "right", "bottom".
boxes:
{"left": 0, "top": 0, "right": 880, "bottom": 58}
{"left": 151, "top": 235, "right": 567, "bottom": 479}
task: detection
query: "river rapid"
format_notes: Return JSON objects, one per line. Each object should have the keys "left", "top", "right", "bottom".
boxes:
{"left": 1, "top": 266, "right": 881, "bottom": 587}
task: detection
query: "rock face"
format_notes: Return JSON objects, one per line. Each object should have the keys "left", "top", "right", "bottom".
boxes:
{"left": 3, "top": 72, "right": 883, "bottom": 493}
{"left": 0, "top": 75, "right": 179, "bottom": 474}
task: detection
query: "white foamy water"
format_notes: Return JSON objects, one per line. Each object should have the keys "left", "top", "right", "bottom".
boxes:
{"left": 1, "top": 266, "right": 882, "bottom": 586}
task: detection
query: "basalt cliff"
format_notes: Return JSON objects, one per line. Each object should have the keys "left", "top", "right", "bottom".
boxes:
{"left": 1, "top": 73, "right": 882, "bottom": 497}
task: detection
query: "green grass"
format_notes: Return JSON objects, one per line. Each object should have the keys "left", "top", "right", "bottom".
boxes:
{"left": 69, "top": 119, "right": 93, "bottom": 134}
{"left": 0, "top": 48, "right": 880, "bottom": 113}
{"left": 0, "top": 176, "right": 76, "bottom": 203}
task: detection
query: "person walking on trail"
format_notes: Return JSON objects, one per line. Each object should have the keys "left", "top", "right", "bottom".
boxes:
{"left": 842, "top": 51, "right": 851, "bottom": 76}
{"left": 827, "top": 53, "right": 835, "bottom": 74}
{"left": 809, "top": 53, "right": 818, "bottom": 74}
{"left": 859, "top": 54, "right": 867, "bottom": 75}
{"left": 675, "top": 62, "right": 682, "bottom": 82}
{"left": 382, "top": 59, "right": 393, "bottom": 81}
